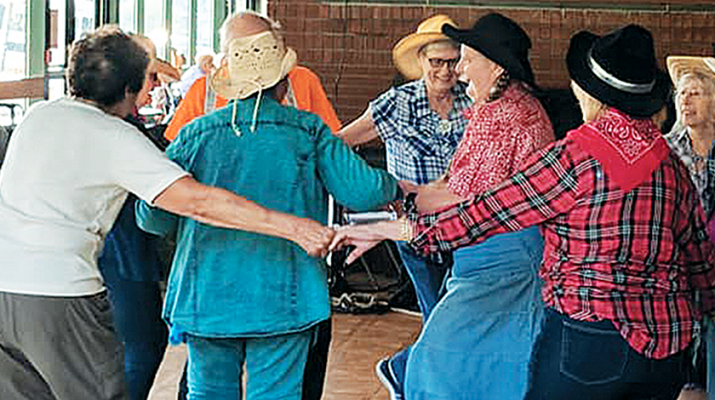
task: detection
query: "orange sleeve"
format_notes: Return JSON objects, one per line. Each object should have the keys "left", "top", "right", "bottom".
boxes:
{"left": 288, "top": 66, "right": 342, "bottom": 132}
{"left": 164, "top": 76, "right": 209, "bottom": 141}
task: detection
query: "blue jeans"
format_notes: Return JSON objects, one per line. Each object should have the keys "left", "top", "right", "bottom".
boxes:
{"left": 104, "top": 279, "right": 167, "bottom": 400}
{"left": 185, "top": 327, "right": 315, "bottom": 400}
{"left": 404, "top": 227, "right": 545, "bottom": 400}
{"left": 395, "top": 241, "right": 451, "bottom": 319}
{"left": 178, "top": 319, "right": 331, "bottom": 400}
{"left": 526, "top": 308, "right": 690, "bottom": 400}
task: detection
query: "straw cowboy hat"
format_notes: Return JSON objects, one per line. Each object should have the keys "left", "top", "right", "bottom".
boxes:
{"left": 567, "top": 24, "right": 671, "bottom": 117}
{"left": 133, "top": 34, "right": 181, "bottom": 83}
{"left": 392, "top": 15, "right": 458, "bottom": 81}
{"left": 667, "top": 56, "right": 715, "bottom": 85}
{"left": 442, "top": 13, "right": 535, "bottom": 85}
{"left": 210, "top": 30, "right": 297, "bottom": 100}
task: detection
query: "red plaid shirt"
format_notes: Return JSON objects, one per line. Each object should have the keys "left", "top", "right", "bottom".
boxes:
{"left": 411, "top": 118, "right": 715, "bottom": 359}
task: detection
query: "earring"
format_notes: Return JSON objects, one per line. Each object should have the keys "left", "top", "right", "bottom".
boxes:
{"left": 487, "top": 72, "right": 510, "bottom": 102}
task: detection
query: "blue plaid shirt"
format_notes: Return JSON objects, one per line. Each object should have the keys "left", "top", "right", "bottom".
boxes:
{"left": 370, "top": 80, "right": 471, "bottom": 184}
{"left": 666, "top": 125, "right": 715, "bottom": 218}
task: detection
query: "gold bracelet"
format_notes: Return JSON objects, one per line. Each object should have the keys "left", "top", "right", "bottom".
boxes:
{"left": 399, "top": 217, "right": 413, "bottom": 242}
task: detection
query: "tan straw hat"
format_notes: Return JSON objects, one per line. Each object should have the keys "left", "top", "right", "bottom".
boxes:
{"left": 392, "top": 15, "right": 458, "bottom": 80}
{"left": 667, "top": 56, "right": 715, "bottom": 84}
{"left": 210, "top": 30, "right": 297, "bottom": 100}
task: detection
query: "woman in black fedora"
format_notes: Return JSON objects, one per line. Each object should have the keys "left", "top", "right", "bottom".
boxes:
{"left": 331, "top": 24, "right": 715, "bottom": 400}
{"left": 348, "top": 13, "right": 555, "bottom": 399}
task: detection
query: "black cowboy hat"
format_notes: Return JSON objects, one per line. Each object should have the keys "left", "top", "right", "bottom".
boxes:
{"left": 442, "top": 13, "right": 534, "bottom": 85}
{"left": 566, "top": 24, "right": 671, "bottom": 117}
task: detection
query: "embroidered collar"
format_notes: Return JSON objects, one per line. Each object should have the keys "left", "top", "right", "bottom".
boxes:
{"left": 414, "top": 79, "right": 469, "bottom": 121}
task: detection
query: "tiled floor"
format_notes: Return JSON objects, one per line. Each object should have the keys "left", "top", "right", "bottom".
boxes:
{"left": 147, "top": 311, "right": 422, "bottom": 400}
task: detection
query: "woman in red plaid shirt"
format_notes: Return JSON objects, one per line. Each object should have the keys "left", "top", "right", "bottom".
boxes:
{"left": 332, "top": 24, "right": 715, "bottom": 400}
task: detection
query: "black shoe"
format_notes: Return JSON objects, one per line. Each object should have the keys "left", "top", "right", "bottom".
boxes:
{"left": 375, "top": 357, "right": 404, "bottom": 400}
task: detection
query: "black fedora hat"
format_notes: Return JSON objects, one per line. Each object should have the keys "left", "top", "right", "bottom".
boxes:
{"left": 567, "top": 24, "right": 671, "bottom": 117}
{"left": 442, "top": 13, "right": 534, "bottom": 85}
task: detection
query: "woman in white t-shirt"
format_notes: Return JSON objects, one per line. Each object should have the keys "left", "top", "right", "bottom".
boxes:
{"left": 0, "top": 26, "right": 333, "bottom": 400}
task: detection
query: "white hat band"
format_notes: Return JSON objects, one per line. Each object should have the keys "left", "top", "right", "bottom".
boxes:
{"left": 588, "top": 53, "right": 655, "bottom": 94}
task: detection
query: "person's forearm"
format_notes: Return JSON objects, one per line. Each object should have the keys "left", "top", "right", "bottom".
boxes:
{"left": 135, "top": 200, "right": 179, "bottom": 237}
{"left": 335, "top": 109, "right": 378, "bottom": 147}
{"left": 416, "top": 182, "right": 469, "bottom": 213}
{"left": 153, "top": 177, "right": 300, "bottom": 242}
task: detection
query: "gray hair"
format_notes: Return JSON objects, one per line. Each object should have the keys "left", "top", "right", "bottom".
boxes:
{"left": 673, "top": 71, "right": 715, "bottom": 126}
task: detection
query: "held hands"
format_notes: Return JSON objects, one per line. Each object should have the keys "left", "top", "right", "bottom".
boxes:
{"left": 292, "top": 217, "right": 336, "bottom": 258}
{"left": 329, "top": 220, "right": 404, "bottom": 264}
{"left": 290, "top": 216, "right": 404, "bottom": 260}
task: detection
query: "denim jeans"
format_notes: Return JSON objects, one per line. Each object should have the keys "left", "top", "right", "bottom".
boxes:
{"left": 525, "top": 308, "right": 691, "bottom": 400}
{"left": 178, "top": 319, "right": 331, "bottom": 400}
{"left": 104, "top": 279, "right": 167, "bottom": 400}
{"left": 185, "top": 327, "right": 314, "bottom": 400}
{"left": 395, "top": 241, "right": 451, "bottom": 319}
{"left": 404, "top": 227, "right": 545, "bottom": 400}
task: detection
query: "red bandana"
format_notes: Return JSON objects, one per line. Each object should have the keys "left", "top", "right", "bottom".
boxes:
{"left": 569, "top": 108, "right": 670, "bottom": 193}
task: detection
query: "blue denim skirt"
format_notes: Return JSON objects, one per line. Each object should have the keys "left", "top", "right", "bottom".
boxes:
{"left": 404, "top": 227, "right": 545, "bottom": 400}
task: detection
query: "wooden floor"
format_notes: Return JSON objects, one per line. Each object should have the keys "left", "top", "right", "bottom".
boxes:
{"left": 145, "top": 311, "right": 707, "bottom": 400}
{"left": 147, "top": 311, "right": 422, "bottom": 400}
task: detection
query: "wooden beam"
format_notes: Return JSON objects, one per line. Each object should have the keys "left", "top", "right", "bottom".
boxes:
{"left": 0, "top": 77, "right": 46, "bottom": 101}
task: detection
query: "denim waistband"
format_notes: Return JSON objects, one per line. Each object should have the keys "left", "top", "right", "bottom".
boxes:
{"left": 452, "top": 226, "right": 544, "bottom": 278}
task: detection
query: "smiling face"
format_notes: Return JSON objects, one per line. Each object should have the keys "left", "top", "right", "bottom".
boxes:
{"left": 455, "top": 45, "right": 504, "bottom": 103}
{"left": 417, "top": 41, "right": 460, "bottom": 94}
{"left": 676, "top": 74, "right": 715, "bottom": 132}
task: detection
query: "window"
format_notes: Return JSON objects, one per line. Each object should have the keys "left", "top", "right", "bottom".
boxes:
{"left": 119, "top": 0, "right": 135, "bottom": 32}
{"left": 74, "top": 0, "right": 95, "bottom": 39}
{"left": 0, "top": 0, "right": 26, "bottom": 81}
{"left": 195, "top": 0, "right": 214, "bottom": 56}
{"left": 47, "top": 0, "right": 66, "bottom": 100}
{"left": 171, "top": 0, "right": 190, "bottom": 65}
{"left": 144, "top": 0, "right": 167, "bottom": 56}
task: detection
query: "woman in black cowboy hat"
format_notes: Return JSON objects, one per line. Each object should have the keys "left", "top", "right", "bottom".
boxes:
{"left": 341, "top": 13, "right": 555, "bottom": 400}
{"left": 331, "top": 24, "right": 714, "bottom": 400}
{"left": 385, "top": 12, "right": 555, "bottom": 400}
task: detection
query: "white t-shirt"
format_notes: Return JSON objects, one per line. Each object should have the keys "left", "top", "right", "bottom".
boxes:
{"left": 0, "top": 98, "right": 188, "bottom": 296}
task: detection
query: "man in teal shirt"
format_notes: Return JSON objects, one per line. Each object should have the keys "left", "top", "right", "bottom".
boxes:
{"left": 136, "top": 29, "right": 398, "bottom": 400}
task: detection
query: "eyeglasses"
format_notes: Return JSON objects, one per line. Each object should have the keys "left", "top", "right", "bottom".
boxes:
{"left": 427, "top": 57, "right": 459, "bottom": 69}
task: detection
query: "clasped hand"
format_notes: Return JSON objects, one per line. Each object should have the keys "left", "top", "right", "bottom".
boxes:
{"left": 329, "top": 220, "right": 403, "bottom": 264}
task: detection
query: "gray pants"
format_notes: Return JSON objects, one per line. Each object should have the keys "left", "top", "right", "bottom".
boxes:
{"left": 0, "top": 290, "right": 129, "bottom": 400}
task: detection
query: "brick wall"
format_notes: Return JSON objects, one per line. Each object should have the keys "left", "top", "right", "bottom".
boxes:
{"left": 267, "top": 0, "right": 715, "bottom": 124}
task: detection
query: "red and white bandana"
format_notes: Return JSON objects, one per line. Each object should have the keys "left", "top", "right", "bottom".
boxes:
{"left": 570, "top": 108, "right": 669, "bottom": 193}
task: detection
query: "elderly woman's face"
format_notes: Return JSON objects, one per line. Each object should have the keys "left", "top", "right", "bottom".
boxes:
{"left": 676, "top": 77, "right": 715, "bottom": 131}
{"left": 136, "top": 63, "right": 159, "bottom": 108}
{"left": 418, "top": 45, "right": 460, "bottom": 93}
{"left": 456, "top": 45, "right": 504, "bottom": 102}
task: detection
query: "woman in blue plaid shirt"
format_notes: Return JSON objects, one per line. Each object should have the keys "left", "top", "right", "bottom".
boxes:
{"left": 665, "top": 55, "right": 715, "bottom": 399}
{"left": 336, "top": 14, "right": 471, "bottom": 399}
